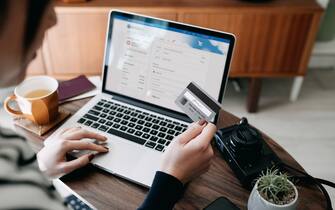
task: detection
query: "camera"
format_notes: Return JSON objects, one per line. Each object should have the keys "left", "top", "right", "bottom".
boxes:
{"left": 214, "top": 118, "right": 281, "bottom": 190}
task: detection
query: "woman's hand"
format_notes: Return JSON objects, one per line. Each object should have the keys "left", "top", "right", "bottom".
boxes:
{"left": 160, "top": 120, "right": 216, "bottom": 184}
{"left": 37, "top": 127, "right": 109, "bottom": 177}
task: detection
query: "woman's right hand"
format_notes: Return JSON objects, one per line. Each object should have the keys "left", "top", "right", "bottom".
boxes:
{"left": 159, "top": 120, "right": 216, "bottom": 184}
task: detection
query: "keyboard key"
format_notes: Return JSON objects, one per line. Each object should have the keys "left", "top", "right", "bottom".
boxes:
{"left": 130, "top": 117, "right": 137, "bottom": 122}
{"left": 116, "top": 113, "right": 123, "bottom": 118}
{"left": 150, "top": 136, "right": 158, "bottom": 142}
{"left": 128, "top": 122, "right": 135, "bottom": 127}
{"left": 152, "top": 125, "right": 159, "bottom": 130}
{"left": 100, "top": 113, "right": 107, "bottom": 118}
{"left": 182, "top": 128, "right": 187, "bottom": 132}
{"left": 135, "top": 110, "right": 142, "bottom": 113}
{"left": 103, "top": 104, "right": 110, "bottom": 108}
{"left": 107, "top": 128, "right": 146, "bottom": 145}
{"left": 99, "top": 119, "right": 106, "bottom": 124}
{"left": 181, "top": 124, "right": 188, "bottom": 127}
{"left": 124, "top": 110, "right": 131, "bottom": 115}
{"left": 166, "top": 141, "right": 171, "bottom": 146}
{"left": 167, "top": 129, "right": 175, "bottom": 135}
{"left": 110, "top": 111, "right": 116, "bottom": 115}
{"left": 155, "top": 144, "right": 164, "bottom": 151}
{"left": 172, "top": 121, "right": 180, "bottom": 125}
{"left": 158, "top": 139, "right": 166, "bottom": 144}
{"left": 166, "top": 135, "right": 173, "bottom": 140}
{"left": 135, "top": 131, "right": 143, "bottom": 137}
{"left": 91, "top": 123, "right": 100, "bottom": 128}
{"left": 143, "top": 112, "right": 149, "bottom": 115}
{"left": 128, "top": 128, "right": 135, "bottom": 134}
{"left": 145, "top": 117, "right": 152, "bottom": 121}
{"left": 142, "top": 127, "right": 150, "bottom": 133}
{"left": 98, "top": 125, "right": 108, "bottom": 132}
{"left": 158, "top": 132, "right": 165, "bottom": 138}
{"left": 120, "top": 126, "right": 127, "bottom": 131}
{"left": 130, "top": 112, "right": 138, "bottom": 117}
{"left": 144, "top": 122, "right": 152, "bottom": 127}
{"left": 138, "top": 114, "right": 145, "bottom": 119}
{"left": 123, "top": 115, "right": 130, "bottom": 120}
{"left": 142, "top": 133, "right": 150, "bottom": 139}
{"left": 84, "top": 120, "right": 93, "bottom": 126}
{"left": 152, "top": 119, "right": 160, "bottom": 124}
{"left": 107, "top": 116, "right": 114, "bottom": 120}
{"left": 165, "top": 119, "right": 172, "bottom": 122}
{"left": 88, "top": 109, "right": 100, "bottom": 116}
{"left": 121, "top": 120, "right": 128, "bottom": 125}
{"left": 175, "top": 132, "right": 181, "bottom": 136}
{"left": 77, "top": 118, "right": 85, "bottom": 124}
{"left": 167, "top": 124, "right": 174, "bottom": 129}
{"left": 138, "top": 120, "right": 145, "bottom": 125}
{"left": 159, "top": 127, "right": 167, "bottom": 132}
{"left": 93, "top": 106, "right": 103, "bottom": 111}
{"left": 102, "top": 109, "right": 109, "bottom": 113}
{"left": 175, "top": 126, "right": 182, "bottom": 131}
{"left": 106, "top": 121, "right": 113, "bottom": 126}
{"left": 117, "top": 108, "right": 124, "bottom": 112}
{"left": 113, "top": 118, "right": 121, "bottom": 123}
{"left": 135, "top": 125, "right": 143, "bottom": 130}
{"left": 84, "top": 114, "right": 98, "bottom": 121}
{"left": 150, "top": 130, "right": 158, "bottom": 135}
{"left": 112, "top": 123, "right": 120, "bottom": 129}
{"left": 145, "top": 141, "right": 156, "bottom": 149}
{"left": 97, "top": 102, "right": 104, "bottom": 106}
{"left": 159, "top": 121, "right": 167, "bottom": 126}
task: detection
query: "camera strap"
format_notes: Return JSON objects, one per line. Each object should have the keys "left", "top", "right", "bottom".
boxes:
{"left": 281, "top": 162, "right": 335, "bottom": 210}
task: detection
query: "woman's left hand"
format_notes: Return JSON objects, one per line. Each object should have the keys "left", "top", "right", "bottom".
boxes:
{"left": 37, "top": 127, "right": 109, "bottom": 177}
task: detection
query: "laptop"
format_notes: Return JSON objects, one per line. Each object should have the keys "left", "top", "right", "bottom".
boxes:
{"left": 45, "top": 10, "right": 235, "bottom": 187}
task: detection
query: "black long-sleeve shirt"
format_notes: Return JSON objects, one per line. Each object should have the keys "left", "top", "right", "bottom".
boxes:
{"left": 138, "top": 171, "right": 184, "bottom": 210}
{"left": 0, "top": 127, "right": 184, "bottom": 209}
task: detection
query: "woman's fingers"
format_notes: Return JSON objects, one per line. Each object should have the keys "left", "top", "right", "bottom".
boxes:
{"left": 177, "top": 120, "right": 207, "bottom": 144}
{"left": 60, "top": 153, "right": 95, "bottom": 174}
{"left": 187, "top": 123, "right": 217, "bottom": 150}
{"left": 63, "top": 140, "right": 109, "bottom": 153}
{"left": 63, "top": 129, "right": 107, "bottom": 142}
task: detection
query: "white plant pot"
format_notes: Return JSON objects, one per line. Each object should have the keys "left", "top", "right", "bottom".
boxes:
{"left": 248, "top": 179, "right": 298, "bottom": 210}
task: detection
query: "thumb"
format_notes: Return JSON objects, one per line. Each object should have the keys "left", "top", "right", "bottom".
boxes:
{"left": 188, "top": 123, "right": 217, "bottom": 148}
{"left": 61, "top": 153, "right": 94, "bottom": 174}
{"left": 177, "top": 120, "right": 207, "bottom": 144}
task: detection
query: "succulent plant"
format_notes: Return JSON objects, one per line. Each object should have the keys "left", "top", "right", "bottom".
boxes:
{"left": 257, "top": 168, "right": 296, "bottom": 205}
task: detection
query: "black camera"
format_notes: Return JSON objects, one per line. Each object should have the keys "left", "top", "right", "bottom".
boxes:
{"left": 215, "top": 118, "right": 281, "bottom": 190}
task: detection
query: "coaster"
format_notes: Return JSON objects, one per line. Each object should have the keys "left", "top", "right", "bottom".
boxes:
{"left": 14, "top": 109, "right": 71, "bottom": 136}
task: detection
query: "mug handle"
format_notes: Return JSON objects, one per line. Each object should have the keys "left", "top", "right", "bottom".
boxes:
{"left": 4, "top": 94, "right": 24, "bottom": 117}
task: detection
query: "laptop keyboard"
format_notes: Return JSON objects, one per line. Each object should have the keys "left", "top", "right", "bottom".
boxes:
{"left": 77, "top": 99, "right": 188, "bottom": 152}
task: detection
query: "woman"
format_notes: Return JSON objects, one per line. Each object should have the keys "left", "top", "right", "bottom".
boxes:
{"left": 0, "top": 1, "right": 216, "bottom": 210}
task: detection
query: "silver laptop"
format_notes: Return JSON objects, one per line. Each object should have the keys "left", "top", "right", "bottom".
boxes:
{"left": 45, "top": 10, "right": 235, "bottom": 187}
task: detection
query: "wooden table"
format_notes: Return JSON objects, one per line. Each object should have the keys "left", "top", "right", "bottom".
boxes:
{"left": 17, "top": 98, "right": 326, "bottom": 210}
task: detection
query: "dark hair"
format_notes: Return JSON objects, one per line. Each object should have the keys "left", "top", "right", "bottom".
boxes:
{"left": 0, "top": 0, "right": 51, "bottom": 51}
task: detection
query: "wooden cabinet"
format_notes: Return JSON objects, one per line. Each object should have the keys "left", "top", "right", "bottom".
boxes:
{"left": 28, "top": 0, "right": 322, "bottom": 112}
{"left": 181, "top": 12, "right": 318, "bottom": 77}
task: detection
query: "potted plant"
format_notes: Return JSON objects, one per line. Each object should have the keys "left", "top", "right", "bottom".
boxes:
{"left": 248, "top": 168, "right": 298, "bottom": 210}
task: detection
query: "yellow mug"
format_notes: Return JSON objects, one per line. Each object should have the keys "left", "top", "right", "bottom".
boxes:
{"left": 4, "top": 76, "right": 59, "bottom": 125}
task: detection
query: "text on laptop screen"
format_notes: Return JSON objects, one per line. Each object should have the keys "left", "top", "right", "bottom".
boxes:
{"left": 105, "top": 14, "right": 230, "bottom": 113}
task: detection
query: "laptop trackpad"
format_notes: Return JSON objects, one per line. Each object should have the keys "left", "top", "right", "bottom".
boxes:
{"left": 92, "top": 136, "right": 162, "bottom": 187}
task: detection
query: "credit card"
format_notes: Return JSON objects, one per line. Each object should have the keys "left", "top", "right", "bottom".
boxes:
{"left": 175, "top": 82, "right": 221, "bottom": 122}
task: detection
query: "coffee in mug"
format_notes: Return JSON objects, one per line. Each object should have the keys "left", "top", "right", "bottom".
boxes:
{"left": 4, "top": 76, "right": 59, "bottom": 125}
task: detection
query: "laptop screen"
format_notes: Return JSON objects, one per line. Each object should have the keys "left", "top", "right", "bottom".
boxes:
{"left": 104, "top": 11, "right": 234, "bottom": 114}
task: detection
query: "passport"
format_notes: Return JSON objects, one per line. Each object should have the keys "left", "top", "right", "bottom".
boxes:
{"left": 58, "top": 75, "right": 96, "bottom": 103}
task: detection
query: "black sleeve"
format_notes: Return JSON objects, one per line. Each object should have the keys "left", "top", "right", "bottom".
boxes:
{"left": 137, "top": 171, "right": 184, "bottom": 210}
